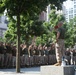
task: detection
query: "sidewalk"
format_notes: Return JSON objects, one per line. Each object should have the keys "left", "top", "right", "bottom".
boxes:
{"left": 0, "top": 66, "right": 76, "bottom": 75}
{"left": 0, "top": 72, "right": 40, "bottom": 75}
{"left": 0, "top": 67, "right": 40, "bottom": 75}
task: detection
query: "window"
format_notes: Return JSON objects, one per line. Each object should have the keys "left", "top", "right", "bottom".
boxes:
{"left": 0, "top": 29, "right": 6, "bottom": 38}
{"left": 74, "top": 14, "right": 76, "bottom": 17}
{"left": 0, "top": 16, "right": 1, "bottom": 23}
{"left": 4, "top": 19, "right": 8, "bottom": 24}
{"left": 74, "top": 5, "right": 76, "bottom": 8}
{"left": 0, "top": 29, "right": 3, "bottom": 37}
{"left": 69, "top": 15, "right": 73, "bottom": 19}
{"left": 74, "top": 14, "right": 76, "bottom": 16}
{"left": 69, "top": 10, "right": 73, "bottom": 14}
{"left": 74, "top": 9, "right": 76, "bottom": 13}
{"left": 74, "top": 1, "right": 76, "bottom": 4}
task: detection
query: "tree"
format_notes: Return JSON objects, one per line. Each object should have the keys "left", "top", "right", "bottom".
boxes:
{"left": 35, "top": 5, "right": 66, "bottom": 47}
{"left": 45, "top": 8, "right": 65, "bottom": 43}
{"left": 0, "top": 0, "right": 66, "bottom": 73}
{"left": 4, "top": 15, "right": 48, "bottom": 45}
{"left": 65, "top": 17, "right": 76, "bottom": 47}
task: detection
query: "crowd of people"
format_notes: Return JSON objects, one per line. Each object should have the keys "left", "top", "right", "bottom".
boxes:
{"left": 0, "top": 42, "right": 56, "bottom": 69}
{"left": 0, "top": 42, "right": 76, "bottom": 69}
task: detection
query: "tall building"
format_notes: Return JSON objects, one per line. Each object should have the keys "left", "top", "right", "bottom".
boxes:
{"left": 39, "top": 11, "right": 47, "bottom": 21}
{"left": 39, "top": 5, "right": 51, "bottom": 22}
{"left": 46, "top": 4, "right": 51, "bottom": 22}
{"left": 63, "top": 0, "right": 76, "bottom": 22}
{"left": 0, "top": 15, "right": 7, "bottom": 38}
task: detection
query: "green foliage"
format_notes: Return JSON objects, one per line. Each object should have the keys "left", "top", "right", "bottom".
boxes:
{"left": 0, "top": 37, "right": 5, "bottom": 42}
{"left": 1, "top": 0, "right": 66, "bottom": 44}
{"left": 48, "top": 0, "right": 67, "bottom": 10}
{"left": 48, "top": 9, "right": 65, "bottom": 42}
{"left": 65, "top": 17, "right": 76, "bottom": 47}
{"left": 4, "top": 17, "right": 17, "bottom": 43}
{"left": 0, "top": 0, "right": 67, "bottom": 15}
{"left": 0, "top": 0, "right": 5, "bottom": 14}
{"left": 0, "top": 0, "right": 67, "bottom": 72}
{"left": 4, "top": 14, "right": 48, "bottom": 44}
{"left": 35, "top": 7, "right": 66, "bottom": 45}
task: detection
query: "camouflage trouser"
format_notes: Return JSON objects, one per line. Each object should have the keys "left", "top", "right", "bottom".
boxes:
{"left": 55, "top": 39, "right": 65, "bottom": 63}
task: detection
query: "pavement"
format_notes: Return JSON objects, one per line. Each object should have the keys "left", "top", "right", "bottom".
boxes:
{"left": 0, "top": 66, "right": 76, "bottom": 75}
{"left": 0, "top": 67, "right": 40, "bottom": 75}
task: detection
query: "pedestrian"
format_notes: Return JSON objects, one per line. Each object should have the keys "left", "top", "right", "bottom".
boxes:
{"left": 54, "top": 21, "right": 66, "bottom": 66}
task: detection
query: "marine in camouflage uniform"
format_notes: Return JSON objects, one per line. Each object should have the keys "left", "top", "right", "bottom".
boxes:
{"left": 54, "top": 21, "right": 65, "bottom": 66}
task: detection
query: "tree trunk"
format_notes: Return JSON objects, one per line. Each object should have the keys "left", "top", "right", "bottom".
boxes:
{"left": 16, "top": 15, "right": 20, "bottom": 73}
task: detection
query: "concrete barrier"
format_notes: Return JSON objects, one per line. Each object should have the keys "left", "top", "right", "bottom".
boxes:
{"left": 40, "top": 65, "right": 75, "bottom": 75}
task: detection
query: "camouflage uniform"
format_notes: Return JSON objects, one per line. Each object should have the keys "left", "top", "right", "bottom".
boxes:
{"left": 55, "top": 24, "right": 65, "bottom": 64}
{"left": 55, "top": 39, "right": 65, "bottom": 63}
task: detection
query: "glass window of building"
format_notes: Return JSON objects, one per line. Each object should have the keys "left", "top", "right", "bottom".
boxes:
{"left": 66, "top": 17, "right": 68, "bottom": 20}
{"left": 0, "top": 29, "right": 3, "bottom": 37}
{"left": 74, "top": 14, "right": 76, "bottom": 16}
{"left": 69, "top": 15, "right": 73, "bottom": 19}
{"left": 74, "top": 9, "right": 76, "bottom": 13}
{"left": 74, "top": 5, "right": 76, "bottom": 8}
{"left": 74, "top": 1, "right": 76, "bottom": 4}
{"left": 0, "top": 16, "right": 1, "bottom": 23}
{"left": 0, "top": 29, "right": 5, "bottom": 38}
{"left": 69, "top": 10, "right": 73, "bottom": 14}
{"left": 65, "top": 15, "right": 68, "bottom": 18}
{"left": 66, "top": 11, "right": 68, "bottom": 14}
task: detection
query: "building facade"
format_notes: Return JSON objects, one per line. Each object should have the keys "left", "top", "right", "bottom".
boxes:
{"left": 0, "top": 15, "right": 7, "bottom": 38}
{"left": 63, "top": 0, "right": 76, "bottom": 22}
{"left": 39, "top": 4, "right": 51, "bottom": 22}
